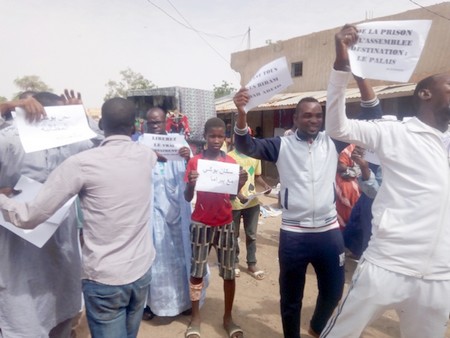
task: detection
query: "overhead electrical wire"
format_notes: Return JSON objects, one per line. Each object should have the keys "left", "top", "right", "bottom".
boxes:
{"left": 145, "top": 0, "right": 248, "bottom": 64}
{"left": 165, "top": 0, "right": 246, "bottom": 39}
{"left": 407, "top": 0, "right": 450, "bottom": 21}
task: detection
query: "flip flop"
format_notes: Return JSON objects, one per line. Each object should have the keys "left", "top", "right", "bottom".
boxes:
{"left": 248, "top": 270, "right": 265, "bottom": 280}
{"left": 142, "top": 306, "right": 155, "bottom": 320}
{"left": 185, "top": 323, "right": 201, "bottom": 338}
{"left": 224, "top": 322, "right": 244, "bottom": 338}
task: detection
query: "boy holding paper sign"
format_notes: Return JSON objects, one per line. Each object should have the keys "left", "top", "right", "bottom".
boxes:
{"left": 184, "top": 117, "right": 247, "bottom": 338}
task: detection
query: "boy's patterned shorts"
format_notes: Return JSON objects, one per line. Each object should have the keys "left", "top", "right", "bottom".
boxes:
{"left": 190, "top": 221, "right": 237, "bottom": 280}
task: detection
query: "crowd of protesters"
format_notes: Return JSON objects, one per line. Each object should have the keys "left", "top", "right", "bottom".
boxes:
{"left": 0, "top": 24, "right": 449, "bottom": 338}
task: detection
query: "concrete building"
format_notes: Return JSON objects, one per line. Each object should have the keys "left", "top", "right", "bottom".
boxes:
{"left": 217, "top": 2, "right": 450, "bottom": 178}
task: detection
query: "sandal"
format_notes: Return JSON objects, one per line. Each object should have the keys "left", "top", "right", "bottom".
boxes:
{"left": 185, "top": 323, "right": 201, "bottom": 338}
{"left": 224, "top": 322, "right": 244, "bottom": 338}
{"left": 248, "top": 269, "right": 265, "bottom": 280}
{"left": 142, "top": 306, "right": 155, "bottom": 320}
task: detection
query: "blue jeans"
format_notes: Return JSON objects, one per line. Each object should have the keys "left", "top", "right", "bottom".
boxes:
{"left": 279, "top": 229, "right": 345, "bottom": 338}
{"left": 82, "top": 268, "right": 151, "bottom": 338}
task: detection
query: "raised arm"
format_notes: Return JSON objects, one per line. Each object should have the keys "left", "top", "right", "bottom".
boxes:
{"left": 354, "top": 76, "right": 383, "bottom": 120}
{"left": 60, "top": 89, "right": 82, "bottom": 105}
{"left": 326, "top": 25, "right": 359, "bottom": 140}
{"left": 333, "top": 24, "right": 357, "bottom": 72}
{"left": 233, "top": 88, "right": 281, "bottom": 162}
{"left": 354, "top": 76, "right": 375, "bottom": 102}
{"left": 334, "top": 24, "right": 383, "bottom": 120}
{"left": 234, "top": 88, "right": 249, "bottom": 131}
{"left": 0, "top": 97, "right": 46, "bottom": 122}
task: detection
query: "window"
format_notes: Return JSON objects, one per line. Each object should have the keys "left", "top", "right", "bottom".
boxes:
{"left": 291, "top": 62, "right": 303, "bottom": 77}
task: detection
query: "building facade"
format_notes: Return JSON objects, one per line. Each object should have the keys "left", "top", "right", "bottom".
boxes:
{"left": 217, "top": 2, "right": 450, "bottom": 178}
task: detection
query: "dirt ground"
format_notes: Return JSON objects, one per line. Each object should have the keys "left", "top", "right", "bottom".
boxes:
{"left": 75, "top": 194, "right": 450, "bottom": 338}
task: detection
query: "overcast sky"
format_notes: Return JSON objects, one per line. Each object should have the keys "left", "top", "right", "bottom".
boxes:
{"left": 0, "top": 0, "right": 442, "bottom": 108}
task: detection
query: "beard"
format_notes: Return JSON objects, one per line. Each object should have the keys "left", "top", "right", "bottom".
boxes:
{"left": 435, "top": 106, "right": 450, "bottom": 131}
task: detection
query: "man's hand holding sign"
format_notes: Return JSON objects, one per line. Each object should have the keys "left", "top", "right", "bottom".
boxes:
{"left": 139, "top": 133, "right": 190, "bottom": 161}
{"left": 242, "top": 56, "right": 293, "bottom": 112}
{"left": 347, "top": 20, "right": 431, "bottom": 82}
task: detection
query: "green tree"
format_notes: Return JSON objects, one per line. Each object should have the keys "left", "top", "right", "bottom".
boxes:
{"left": 14, "top": 75, "right": 52, "bottom": 97}
{"left": 0, "top": 96, "right": 7, "bottom": 103}
{"left": 104, "top": 68, "right": 155, "bottom": 100}
{"left": 213, "top": 80, "right": 236, "bottom": 99}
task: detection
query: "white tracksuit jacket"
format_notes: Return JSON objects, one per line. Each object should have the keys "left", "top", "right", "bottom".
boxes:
{"left": 326, "top": 69, "right": 450, "bottom": 280}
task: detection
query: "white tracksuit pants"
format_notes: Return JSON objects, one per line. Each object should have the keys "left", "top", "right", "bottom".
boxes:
{"left": 321, "top": 259, "right": 450, "bottom": 338}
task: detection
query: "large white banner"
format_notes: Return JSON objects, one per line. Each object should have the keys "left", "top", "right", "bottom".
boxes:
{"left": 348, "top": 20, "right": 432, "bottom": 82}
{"left": 244, "top": 57, "right": 293, "bottom": 112}
{"left": 14, "top": 104, "right": 96, "bottom": 153}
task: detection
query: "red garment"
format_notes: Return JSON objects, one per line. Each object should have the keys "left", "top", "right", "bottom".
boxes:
{"left": 336, "top": 144, "right": 361, "bottom": 226}
{"left": 166, "top": 113, "right": 190, "bottom": 137}
{"left": 184, "top": 152, "right": 235, "bottom": 226}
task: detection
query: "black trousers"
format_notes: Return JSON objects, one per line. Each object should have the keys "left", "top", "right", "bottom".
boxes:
{"left": 278, "top": 228, "right": 345, "bottom": 338}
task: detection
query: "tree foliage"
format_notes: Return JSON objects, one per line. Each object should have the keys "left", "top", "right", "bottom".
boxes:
{"left": 213, "top": 80, "right": 236, "bottom": 99}
{"left": 0, "top": 96, "right": 7, "bottom": 103}
{"left": 13, "top": 75, "right": 52, "bottom": 97}
{"left": 104, "top": 68, "right": 155, "bottom": 101}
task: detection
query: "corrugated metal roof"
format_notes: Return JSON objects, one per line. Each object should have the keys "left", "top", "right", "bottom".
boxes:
{"left": 376, "top": 83, "right": 416, "bottom": 99}
{"left": 259, "top": 90, "right": 328, "bottom": 109}
{"left": 216, "top": 83, "right": 416, "bottom": 113}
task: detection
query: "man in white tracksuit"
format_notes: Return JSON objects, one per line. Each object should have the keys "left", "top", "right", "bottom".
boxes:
{"left": 321, "top": 25, "right": 450, "bottom": 337}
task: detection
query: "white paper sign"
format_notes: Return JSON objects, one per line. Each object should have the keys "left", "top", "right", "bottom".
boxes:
{"left": 348, "top": 20, "right": 432, "bottom": 82}
{"left": 139, "top": 133, "right": 188, "bottom": 161}
{"left": 195, "top": 159, "right": 240, "bottom": 194}
{"left": 244, "top": 57, "right": 294, "bottom": 112}
{"left": 242, "top": 189, "right": 271, "bottom": 208}
{"left": 14, "top": 105, "right": 97, "bottom": 153}
{"left": 0, "top": 176, "right": 77, "bottom": 248}
{"left": 363, "top": 148, "right": 380, "bottom": 165}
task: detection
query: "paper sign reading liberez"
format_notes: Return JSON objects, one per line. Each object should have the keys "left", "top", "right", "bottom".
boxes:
{"left": 139, "top": 133, "right": 188, "bottom": 161}
{"left": 14, "top": 105, "right": 96, "bottom": 153}
{"left": 244, "top": 57, "right": 293, "bottom": 112}
{"left": 0, "top": 176, "right": 77, "bottom": 248}
{"left": 348, "top": 20, "right": 432, "bottom": 82}
{"left": 195, "top": 159, "right": 240, "bottom": 194}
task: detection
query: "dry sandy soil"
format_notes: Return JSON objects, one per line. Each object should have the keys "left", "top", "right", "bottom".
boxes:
{"left": 76, "top": 194, "right": 450, "bottom": 338}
